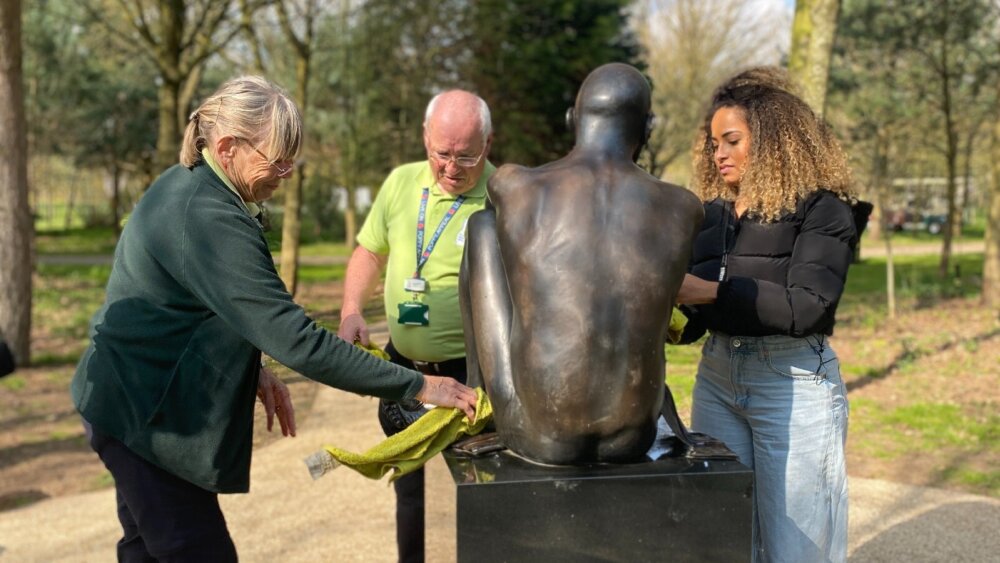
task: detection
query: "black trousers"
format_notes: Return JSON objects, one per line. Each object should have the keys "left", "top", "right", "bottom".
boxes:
{"left": 84, "top": 420, "right": 238, "bottom": 562}
{"left": 379, "top": 342, "right": 467, "bottom": 563}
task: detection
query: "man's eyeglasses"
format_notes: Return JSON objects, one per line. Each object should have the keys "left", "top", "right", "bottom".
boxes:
{"left": 237, "top": 137, "right": 294, "bottom": 176}
{"left": 429, "top": 147, "right": 486, "bottom": 168}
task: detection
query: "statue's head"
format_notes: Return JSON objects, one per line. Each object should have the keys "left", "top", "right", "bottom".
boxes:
{"left": 567, "top": 63, "right": 653, "bottom": 158}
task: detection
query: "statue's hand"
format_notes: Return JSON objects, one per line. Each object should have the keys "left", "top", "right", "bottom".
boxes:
{"left": 338, "top": 313, "right": 370, "bottom": 346}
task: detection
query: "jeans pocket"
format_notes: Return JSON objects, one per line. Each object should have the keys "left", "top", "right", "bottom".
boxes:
{"left": 764, "top": 346, "right": 828, "bottom": 381}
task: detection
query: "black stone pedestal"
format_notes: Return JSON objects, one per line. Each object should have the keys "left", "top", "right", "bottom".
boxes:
{"left": 444, "top": 450, "right": 753, "bottom": 562}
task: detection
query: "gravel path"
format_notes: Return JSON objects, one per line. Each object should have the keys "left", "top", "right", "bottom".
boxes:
{"left": 0, "top": 380, "right": 997, "bottom": 562}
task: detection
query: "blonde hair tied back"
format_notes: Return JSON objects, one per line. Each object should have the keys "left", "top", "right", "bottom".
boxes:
{"left": 179, "top": 76, "right": 303, "bottom": 168}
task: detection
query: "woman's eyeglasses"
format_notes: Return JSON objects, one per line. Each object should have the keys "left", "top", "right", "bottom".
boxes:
{"left": 236, "top": 137, "right": 294, "bottom": 176}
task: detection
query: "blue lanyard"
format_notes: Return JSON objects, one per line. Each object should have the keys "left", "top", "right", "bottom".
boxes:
{"left": 414, "top": 187, "right": 465, "bottom": 277}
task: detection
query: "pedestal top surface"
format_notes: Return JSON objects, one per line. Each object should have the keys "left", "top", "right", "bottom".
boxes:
{"left": 444, "top": 449, "right": 751, "bottom": 486}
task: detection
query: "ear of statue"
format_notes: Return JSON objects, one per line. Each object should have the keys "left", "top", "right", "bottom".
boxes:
{"left": 644, "top": 113, "right": 655, "bottom": 145}
{"left": 565, "top": 107, "right": 575, "bottom": 132}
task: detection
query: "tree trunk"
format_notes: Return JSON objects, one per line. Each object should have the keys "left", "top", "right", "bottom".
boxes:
{"left": 788, "top": 0, "right": 841, "bottom": 117}
{"left": 279, "top": 54, "right": 310, "bottom": 296}
{"left": 111, "top": 163, "right": 121, "bottom": 238}
{"left": 0, "top": 0, "right": 33, "bottom": 363}
{"left": 983, "top": 121, "right": 1000, "bottom": 307}
{"left": 177, "top": 63, "right": 204, "bottom": 135}
{"left": 155, "top": 78, "right": 182, "bottom": 173}
{"left": 959, "top": 125, "right": 977, "bottom": 231}
{"left": 938, "top": 50, "right": 958, "bottom": 279}
{"left": 64, "top": 179, "right": 77, "bottom": 231}
{"left": 872, "top": 133, "right": 895, "bottom": 318}
{"left": 345, "top": 184, "right": 357, "bottom": 249}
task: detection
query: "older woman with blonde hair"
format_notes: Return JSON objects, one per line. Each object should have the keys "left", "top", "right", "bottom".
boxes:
{"left": 676, "top": 67, "right": 857, "bottom": 562}
{"left": 71, "top": 76, "right": 476, "bottom": 562}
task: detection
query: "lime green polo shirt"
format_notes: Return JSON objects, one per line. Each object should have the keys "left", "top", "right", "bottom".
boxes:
{"left": 358, "top": 161, "right": 494, "bottom": 362}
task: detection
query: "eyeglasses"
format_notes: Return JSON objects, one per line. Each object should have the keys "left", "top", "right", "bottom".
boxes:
{"left": 429, "top": 147, "right": 486, "bottom": 168}
{"left": 236, "top": 137, "right": 294, "bottom": 176}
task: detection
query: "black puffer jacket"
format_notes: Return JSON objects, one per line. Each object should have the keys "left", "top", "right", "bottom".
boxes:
{"left": 679, "top": 189, "right": 858, "bottom": 342}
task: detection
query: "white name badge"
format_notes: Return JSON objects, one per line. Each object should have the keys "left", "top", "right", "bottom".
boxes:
{"left": 404, "top": 278, "right": 427, "bottom": 293}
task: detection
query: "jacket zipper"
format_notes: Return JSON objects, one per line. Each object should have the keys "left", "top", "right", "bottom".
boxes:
{"left": 719, "top": 201, "right": 731, "bottom": 282}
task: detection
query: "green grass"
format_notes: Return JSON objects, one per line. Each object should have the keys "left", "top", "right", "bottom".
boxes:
{"left": 32, "top": 351, "right": 88, "bottom": 367}
{"left": 90, "top": 471, "right": 116, "bottom": 490}
{"left": 843, "top": 253, "right": 983, "bottom": 306}
{"left": 944, "top": 468, "right": 1000, "bottom": 496}
{"left": 850, "top": 398, "right": 999, "bottom": 494}
{"left": 1, "top": 375, "right": 27, "bottom": 391}
{"left": 35, "top": 264, "right": 113, "bottom": 283}
{"left": 35, "top": 227, "right": 119, "bottom": 255}
{"left": 296, "top": 264, "right": 348, "bottom": 283}
{"left": 297, "top": 242, "right": 353, "bottom": 257}
{"left": 853, "top": 399, "right": 997, "bottom": 451}
{"left": 665, "top": 340, "right": 703, "bottom": 415}
{"left": 32, "top": 264, "right": 110, "bottom": 364}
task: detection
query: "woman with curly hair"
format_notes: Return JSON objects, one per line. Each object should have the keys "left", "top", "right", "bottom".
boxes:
{"left": 676, "top": 67, "right": 857, "bottom": 562}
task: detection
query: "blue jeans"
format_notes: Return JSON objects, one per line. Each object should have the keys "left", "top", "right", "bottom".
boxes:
{"left": 692, "top": 333, "right": 849, "bottom": 563}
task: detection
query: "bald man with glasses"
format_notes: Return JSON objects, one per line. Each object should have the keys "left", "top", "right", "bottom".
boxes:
{"left": 338, "top": 89, "right": 494, "bottom": 563}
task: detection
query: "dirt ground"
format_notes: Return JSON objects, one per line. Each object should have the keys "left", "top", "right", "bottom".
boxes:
{"left": 1, "top": 281, "right": 997, "bottom": 514}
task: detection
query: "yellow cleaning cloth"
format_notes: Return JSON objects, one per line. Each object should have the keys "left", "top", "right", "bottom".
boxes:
{"left": 354, "top": 341, "right": 390, "bottom": 361}
{"left": 667, "top": 307, "right": 688, "bottom": 344}
{"left": 304, "top": 388, "right": 493, "bottom": 482}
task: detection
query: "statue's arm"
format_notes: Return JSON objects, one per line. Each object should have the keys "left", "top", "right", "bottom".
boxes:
{"left": 460, "top": 208, "right": 515, "bottom": 404}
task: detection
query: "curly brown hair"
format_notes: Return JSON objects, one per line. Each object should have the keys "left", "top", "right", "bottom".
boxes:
{"left": 692, "top": 67, "right": 854, "bottom": 221}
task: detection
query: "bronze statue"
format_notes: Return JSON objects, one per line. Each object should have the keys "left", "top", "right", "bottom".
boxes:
{"left": 459, "top": 63, "right": 705, "bottom": 465}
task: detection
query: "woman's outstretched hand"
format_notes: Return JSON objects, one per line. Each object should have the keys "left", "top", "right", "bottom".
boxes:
{"left": 414, "top": 375, "right": 478, "bottom": 422}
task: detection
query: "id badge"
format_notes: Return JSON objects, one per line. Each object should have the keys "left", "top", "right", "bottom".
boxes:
{"left": 403, "top": 277, "right": 427, "bottom": 293}
{"left": 398, "top": 301, "right": 430, "bottom": 326}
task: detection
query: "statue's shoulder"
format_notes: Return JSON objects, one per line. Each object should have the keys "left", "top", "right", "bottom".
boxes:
{"left": 488, "top": 163, "right": 534, "bottom": 200}
{"left": 642, "top": 176, "right": 704, "bottom": 220}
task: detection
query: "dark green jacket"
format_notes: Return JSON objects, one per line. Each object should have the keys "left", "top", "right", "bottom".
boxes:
{"left": 71, "top": 163, "right": 423, "bottom": 493}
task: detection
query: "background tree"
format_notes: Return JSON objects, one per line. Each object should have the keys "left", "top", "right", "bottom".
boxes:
{"left": 985, "top": 94, "right": 1000, "bottom": 307}
{"left": 274, "top": 0, "right": 319, "bottom": 296}
{"left": 788, "top": 0, "right": 842, "bottom": 116}
{"left": 24, "top": 2, "right": 158, "bottom": 235}
{"left": 82, "top": 0, "right": 250, "bottom": 171}
{"left": 75, "top": 70, "right": 159, "bottom": 236}
{"left": 632, "top": 0, "right": 790, "bottom": 179}
{"left": 0, "top": 0, "right": 33, "bottom": 364}
{"left": 831, "top": 0, "right": 920, "bottom": 318}
{"left": 876, "top": 0, "right": 999, "bottom": 278}
{"left": 465, "top": 0, "right": 638, "bottom": 167}
{"left": 832, "top": 0, "right": 1000, "bottom": 306}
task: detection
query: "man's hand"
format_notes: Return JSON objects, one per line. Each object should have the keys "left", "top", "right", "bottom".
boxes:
{"left": 414, "top": 375, "right": 478, "bottom": 422}
{"left": 257, "top": 366, "right": 296, "bottom": 437}
{"left": 337, "top": 313, "right": 370, "bottom": 346}
{"left": 676, "top": 273, "right": 719, "bottom": 305}
{"left": 340, "top": 245, "right": 388, "bottom": 346}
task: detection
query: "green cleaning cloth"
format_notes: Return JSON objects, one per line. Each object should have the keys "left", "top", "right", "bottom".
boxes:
{"left": 304, "top": 388, "right": 493, "bottom": 482}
